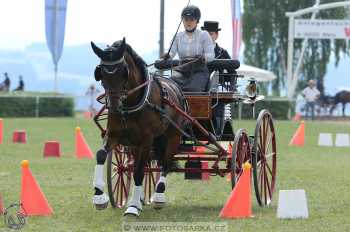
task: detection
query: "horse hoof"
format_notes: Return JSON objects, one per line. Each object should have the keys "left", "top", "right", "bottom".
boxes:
{"left": 95, "top": 202, "right": 108, "bottom": 210}
{"left": 151, "top": 193, "right": 166, "bottom": 209}
{"left": 124, "top": 206, "right": 140, "bottom": 217}
{"left": 152, "top": 202, "right": 166, "bottom": 210}
{"left": 93, "top": 193, "right": 109, "bottom": 210}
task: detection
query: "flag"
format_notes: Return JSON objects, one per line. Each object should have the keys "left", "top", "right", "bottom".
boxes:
{"left": 231, "top": 0, "right": 242, "bottom": 60}
{"left": 45, "top": 0, "right": 68, "bottom": 91}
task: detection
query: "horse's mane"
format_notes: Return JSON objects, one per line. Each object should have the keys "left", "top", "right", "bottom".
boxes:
{"left": 111, "top": 40, "right": 148, "bottom": 81}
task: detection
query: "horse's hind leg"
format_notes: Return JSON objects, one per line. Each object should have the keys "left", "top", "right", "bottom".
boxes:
{"left": 152, "top": 132, "right": 181, "bottom": 209}
{"left": 93, "top": 146, "right": 111, "bottom": 210}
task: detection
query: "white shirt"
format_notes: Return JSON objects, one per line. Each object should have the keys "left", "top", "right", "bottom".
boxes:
{"left": 302, "top": 87, "right": 320, "bottom": 102}
{"left": 169, "top": 29, "right": 215, "bottom": 62}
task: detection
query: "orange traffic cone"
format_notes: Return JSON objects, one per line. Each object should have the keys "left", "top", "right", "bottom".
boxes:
{"left": 220, "top": 162, "right": 252, "bottom": 219}
{"left": 289, "top": 121, "right": 305, "bottom": 146}
{"left": 292, "top": 112, "right": 301, "bottom": 121}
{"left": 0, "top": 193, "right": 4, "bottom": 215}
{"left": 0, "top": 118, "right": 3, "bottom": 144}
{"left": 75, "top": 127, "right": 93, "bottom": 159}
{"left": 20, "top": 160, "right": 53, "bottom": 216}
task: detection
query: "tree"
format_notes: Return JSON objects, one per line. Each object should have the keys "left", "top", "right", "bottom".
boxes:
{"left": 243, "top": 0, "right": 348, "bottom": 97}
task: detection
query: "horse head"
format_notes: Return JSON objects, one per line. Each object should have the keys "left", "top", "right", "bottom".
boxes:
{"left": 91, "top": 38, "right": 130, "bottom": 113}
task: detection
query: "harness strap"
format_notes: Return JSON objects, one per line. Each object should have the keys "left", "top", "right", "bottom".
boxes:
{"left": 127, "top": 79, "right": 152, "bottom": 96}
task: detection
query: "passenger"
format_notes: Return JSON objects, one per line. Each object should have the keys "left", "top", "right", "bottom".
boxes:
{"left": 165, "top": 5, "right": 215, "bottom": 92}
{"left": 202, "top": 21, "right": 233, "bottom": 136}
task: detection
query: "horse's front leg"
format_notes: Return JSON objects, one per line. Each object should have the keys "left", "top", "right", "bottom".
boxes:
{"left": 93, "top": 146, "right": 111, "bottom": 210}
{"left": 124, "top": 147, "right": 148, "bottom": 217}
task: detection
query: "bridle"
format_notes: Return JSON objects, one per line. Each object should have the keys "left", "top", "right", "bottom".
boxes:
{"left": 99, "top": 54, "right": 152, "bottom": 115}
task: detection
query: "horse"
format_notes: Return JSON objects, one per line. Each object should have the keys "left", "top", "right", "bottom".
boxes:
{"left": 329, "top": 90, "right": 350, "bottom": 117}
{"left": 90, "top": 38, "right": 187, "bottom": 217}
{"left": 315, "top": 94, "right": 334, "bottom": 116}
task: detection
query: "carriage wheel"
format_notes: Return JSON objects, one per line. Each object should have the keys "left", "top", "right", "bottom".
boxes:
{"left": 107, "top": 145, "right": 132, "bottom": 208}
{"left": 252, "top": 110, "right": 277, "bottom": 206}
{"left": 231, "top": 129, "right": 251, "bottom": 189}
{"left": 143, "top": 160, "right": 160, "bottom": 204}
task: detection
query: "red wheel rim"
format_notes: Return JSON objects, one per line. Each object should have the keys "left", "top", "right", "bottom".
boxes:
{"left": 231, "top": 129, "right": 251, "bottom": 189}
{"left": 253, "top": 110, "right": 277, "bottom": 206}
{"left": 107, "top": 145, "right": 132, "bottom": 208}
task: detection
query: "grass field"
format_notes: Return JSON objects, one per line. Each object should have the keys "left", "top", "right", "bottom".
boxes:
{"left": 1, "top": 117, "right": 350, "bottom": 232}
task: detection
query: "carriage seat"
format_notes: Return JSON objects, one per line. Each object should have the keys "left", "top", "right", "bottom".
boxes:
{"left": 154, "top": 58, "right": 240, "bottom": 72}
{"left": 207, "top": 59, "right": 240, "bottom": 72}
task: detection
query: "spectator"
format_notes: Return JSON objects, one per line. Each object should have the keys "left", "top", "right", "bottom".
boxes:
{"left": 85, "top": 84, "right": 100, "bottom": 115}
{"left": 302, "top": 79, "right": 320, "bottom": 120}
{"left": 13, "top": 75, "right": 24, "bottom": 91}
{"left": 0, "top": 72, "right": 10, "bottom": 92}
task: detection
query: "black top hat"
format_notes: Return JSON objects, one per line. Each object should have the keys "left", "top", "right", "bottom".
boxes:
{"left": 201, "top": 21, "right": 221, "bottom": 32}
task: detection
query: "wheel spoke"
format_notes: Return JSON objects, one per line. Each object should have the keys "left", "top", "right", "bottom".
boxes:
{"left": 119, "top": 171, "right": 124, "bottom": 207}
{"left": 259, "top": 163, "right": 264, "bottom": 199}
{"left": 265, "top": 131, "right": 272, "bottom": 155}
{"left": 111, "top": 161, "right": 118, "bottom": 167}
{"left": 265, "top": 159, "right": 273, "bottom": 176}
{"left": 111, "top": 171, "right": 118, "bottom": 180}
{"left": 115, "top": 152, "right": 121, "bottom": 166}
{"left": 264, "top": 169, "right": 272, "bottom": 200}
{"left": 113, "top": 175, "right": 121, "bottom": 194}
{"left": 265, "top": 152, "right": 275, "bottom": 160}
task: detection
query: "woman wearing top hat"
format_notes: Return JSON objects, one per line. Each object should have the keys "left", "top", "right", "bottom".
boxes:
{"left": 165, "top": 5, "right": 215, "bottom": 92}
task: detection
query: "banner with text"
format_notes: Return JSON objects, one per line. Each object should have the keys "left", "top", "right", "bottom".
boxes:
{"left": 294, "top": 19, "right": 350, "bottom": 39}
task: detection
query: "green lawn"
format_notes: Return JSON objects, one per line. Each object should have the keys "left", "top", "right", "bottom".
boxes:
{"left": 1, "top": 117, "right": 350, "bottom": 232}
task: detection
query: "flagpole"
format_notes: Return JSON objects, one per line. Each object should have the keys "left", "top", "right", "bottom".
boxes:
{"left": 54, "top": 0, "right": 58, "bottom": 92}
{"left": 54, "top": 63, "right": 58, "bottom": 93}
{"left": 159, "top": 0, "right": 164, "bottom": 58}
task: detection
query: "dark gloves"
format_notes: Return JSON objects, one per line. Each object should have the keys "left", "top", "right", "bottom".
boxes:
{"left": 160, "top": 53, "right": 171, "bottom": 60}
{"left": 194, "top": 55, "right": 206, "bottom": 64}
{"left": 154, "top": 59, "right": 180, "bottom": 70}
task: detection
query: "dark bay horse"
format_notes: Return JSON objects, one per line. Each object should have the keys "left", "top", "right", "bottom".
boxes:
{"left": 329, "top": 90, "right": 350, "bottom": 117}
{"left": 91, "top": 38, "right": 186, "bottom": 216}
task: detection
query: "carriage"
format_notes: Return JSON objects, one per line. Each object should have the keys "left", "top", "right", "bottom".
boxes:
{"left": 93, "top": 57, "right": 277, "bottom": 209}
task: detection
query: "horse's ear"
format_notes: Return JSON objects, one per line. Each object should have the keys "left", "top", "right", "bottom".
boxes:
{"left": 91, "top": 41, "right": 104, "bottom": 59}
{"left": 94, "top": 65, "right": 102, "bottom": 81}
{"left": 121, "top": 37, "right": 126, "bottom": 52}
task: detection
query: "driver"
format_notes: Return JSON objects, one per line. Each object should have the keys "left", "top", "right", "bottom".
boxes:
{"left": 164, "top": 5, "right": 215, "bottom": 92}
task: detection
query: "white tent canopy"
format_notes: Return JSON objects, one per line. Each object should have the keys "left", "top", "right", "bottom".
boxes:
{"left": 237, "top": 64, "right": 277, "bottom": 82}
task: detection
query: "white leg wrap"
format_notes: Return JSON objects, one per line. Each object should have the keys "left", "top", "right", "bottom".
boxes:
{"left": 127, "top": 185, "right": 144, "bottom": 210}
{"left": 93, "top": 193, "right": 109, "bottom": 206}
{"left": 152, "top": 192, "right": 166, "bottom": 203}
{"left": 152, "top": 176, "right": 167, "bottom": 208}
{"left": 93, "top": 164, "right": 105, "bottom": 191}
